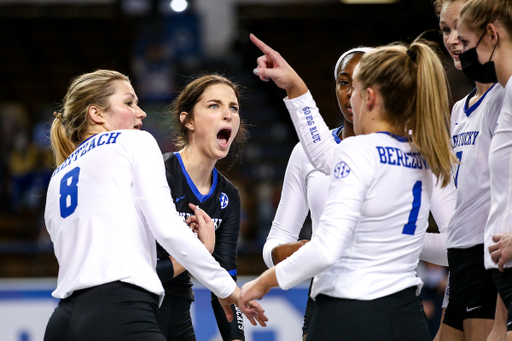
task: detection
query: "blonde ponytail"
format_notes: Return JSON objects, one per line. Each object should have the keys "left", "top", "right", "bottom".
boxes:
{"left": 408, "top": 41, "right": 457, "bottom": 187}
{"left": 357, "top": 40, "right": 456, "bottom": 187}
{"left": 50, "top": 112, "right": 76, "bottom": 166}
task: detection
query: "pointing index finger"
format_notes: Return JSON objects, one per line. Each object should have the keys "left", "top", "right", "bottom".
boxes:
{"left": 250, "top": 33, "right": 275, "bottom": 56}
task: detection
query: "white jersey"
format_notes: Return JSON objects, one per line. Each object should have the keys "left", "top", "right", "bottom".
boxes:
{"left": 447, "top": 84, "right": 504, "bottom": 249}
{"left": 276, "top": 133, "right": 433, "bottom": 300}
{"left": 282, "top": 91, "right": 456, "bottom": 267}
{"left": 263, "top": 130, "right": 341, "bottom": 268}
{"left": 485, "top": 77, "right": 512, "bottom": 269}
{"left": 45, "top": 130, "right": 236, "bottom": 301}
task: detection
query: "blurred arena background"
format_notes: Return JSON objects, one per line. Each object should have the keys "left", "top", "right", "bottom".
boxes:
{"left": 0, "top": 0, "right": 472, "bottom": 339}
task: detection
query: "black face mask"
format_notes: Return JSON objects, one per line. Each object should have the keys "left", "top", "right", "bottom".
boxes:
{"left": 459, "top": 30, "right": 499, "bottom": 84}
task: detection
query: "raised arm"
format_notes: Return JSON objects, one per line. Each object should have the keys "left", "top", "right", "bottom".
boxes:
{"left": 250, "top": 34, "right": 335, "bottom": 174}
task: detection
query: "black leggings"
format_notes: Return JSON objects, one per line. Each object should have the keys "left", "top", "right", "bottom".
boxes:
{"left": 156, "top": 295, "right": 195, "bottom": 341}
{"left": 306, "top": 288, "right": 430, "bottom": 341}
{"left": 44, "top": 281, "right": 166, "bottom": 341}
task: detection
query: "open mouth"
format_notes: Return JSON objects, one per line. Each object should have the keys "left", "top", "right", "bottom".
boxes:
{"left": 217, "top": 128, "right": 232, "bottom": 146}
{"left": 453, "top": 51, "right": 462, "bottom": 59}
{"left": 134, "top": 123, "right": 143, "bottom": 130}
{"left": 346, "top": 106, "right": 353, "bottom": 114}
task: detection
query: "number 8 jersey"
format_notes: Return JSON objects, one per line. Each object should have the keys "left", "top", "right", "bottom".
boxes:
{"left": 44, "top": 130, "right": 236, "bottom": 301}
{"left": 447, "top": 84, "right": 504, "bottom": 249}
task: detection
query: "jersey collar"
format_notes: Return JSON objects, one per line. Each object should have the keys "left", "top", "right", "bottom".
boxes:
{"left": 464, "top": 83, "right": 496, "bottom": 117}
{"left": 376, "top": 131, "right": 410, "bottom": 142}
{"left": 174, "top": 152, "right": 218, "bottom": 203}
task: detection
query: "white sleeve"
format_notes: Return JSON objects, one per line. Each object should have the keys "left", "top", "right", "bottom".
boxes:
{"left": 131, "top": 132, "right": 236, "bottom": 298}
{"left": 263, "top": 144, "right": 309, "bottom": 268}
{"left": 275, "top": 140, "right": 371, "bottom": 289}
{"left": 283, "top": 91, "right": 334, "bottom": 175}
{"left": 420, "top": 177, "right": 456, "bottom": 267}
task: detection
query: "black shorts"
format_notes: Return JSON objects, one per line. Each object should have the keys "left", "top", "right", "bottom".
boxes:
{"left": 305, "top": 287, "right": 430, "bottom": 341}
{"left": 444, "top": 244, "right": 497, "bottom": 330}
{"left": 156, "top": 295, "right": 195, "bottom": 341}
{"left": 44, "top": 281, "right": 166, "bottom": 341}
{"left": 490, "top": 269, "right": 512, "bottom": 332}
{"left": 302, "top": 279, "right": 315, "bottom": 336}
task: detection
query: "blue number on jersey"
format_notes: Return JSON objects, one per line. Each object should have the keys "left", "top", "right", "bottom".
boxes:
{"left": 454, "top": 151, "right": 463, "bottom": 188}
{"left": 402, "top": 180, "right": 422, "bottom": 235}
{"left": 59, "top": 167, "right": 80, "bottom": 218}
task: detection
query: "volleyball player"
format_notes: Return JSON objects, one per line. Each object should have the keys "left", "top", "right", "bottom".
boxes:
{"left": 156, "top": 74, "right": 248, "bottom": 341}
{"left": 457, "top": 1, "right": 512, "bottom": 340}
{"left": 262, "top": 48, "right": 367, "bottom": 341}
{"left": 241, "top": 35, "right": 456, "bottom": 340}
{"left": 43, "top": 70, "right": 266, "bottom": 341}
{"left": 263, "top": 46, "right": 456, "bottom": 340}
{"left": 431, "top": 1, "right": 506, "bottom": 340}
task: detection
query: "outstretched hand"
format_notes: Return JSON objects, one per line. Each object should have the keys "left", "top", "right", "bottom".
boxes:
{"left": 490, "top": 233, "right": 512, "bottom": 272}
{"left": 250, "top": 34, "right": 308, "bottom": 99}
{"left": 239, "top": 267, "right": 278, "bottom": 321}
{"left": 219, "top": 286, "right": 268, "bottom": 327}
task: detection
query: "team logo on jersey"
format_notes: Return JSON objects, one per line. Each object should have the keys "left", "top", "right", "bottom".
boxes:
{"left": 220, "top": 192, "right": 229, "bottom": 209}
{"left": 334, "top": 161, "right": 350, "bottom": 179}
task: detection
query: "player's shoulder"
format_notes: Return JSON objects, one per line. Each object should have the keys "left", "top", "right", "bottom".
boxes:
{"left": 117, "top": 129, "right": 159, "bottom": 147}
{"left": 479, "top": 83, "right": 505, "bottom": 114}
{"left": 162, "top": 152, "right": 183, "bottom": 184}
{"left": 290, "top": 142, "right": 304, "bottom": 157}
{"left": 339, "top": 133, "right": 413, "bottom": 160}
{"left": 163, "top": 151, "right": 178, "bottom": 164}
{"left": 341, "top": 133, "right": 382, "bottom": 150}
{"left": 331, "top": 135, "right": 378, "bottom": 167}
{"left": 451, "top": 95, "right": 467, "bottom": 115}
{"left": 487, "top": 82, "right": 505, "bottom": 101}
{"left": 216, "top": 171, "right": 239, "bottom": 198}
{"left": 290, "top": 142, "right": 307, "bottom": 165}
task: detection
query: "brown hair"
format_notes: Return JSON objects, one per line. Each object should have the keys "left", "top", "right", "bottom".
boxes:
{"left": 50, "top": 70, "right": 129, "bottom": 166}
{"left": 433, "top": 0, "right": 466, "bottom": 17}
{"left": 460, "top": 0, "right": 512, "bottom": 38}
{"left": 356, "top": 39, "right": 456, "bottom": 187}
{"left": 169, "top": 74, "right": 248, "bottom": 151}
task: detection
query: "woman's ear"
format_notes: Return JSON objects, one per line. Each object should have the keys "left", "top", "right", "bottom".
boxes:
{"left": 180, "top": 111, "right": 194, "bottom": 131}
{"left": 487, "top": 23, "right": 499, "bottom": 44}
{"left": 365, "top": 87, "right": 377, "bottom": 111}
{"left": 88, "top": 105, "right": 105, "bottom": 124}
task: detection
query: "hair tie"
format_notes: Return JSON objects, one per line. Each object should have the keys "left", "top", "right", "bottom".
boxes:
{"left": 406, "top": 48, "right": 417, "bottom": 62}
